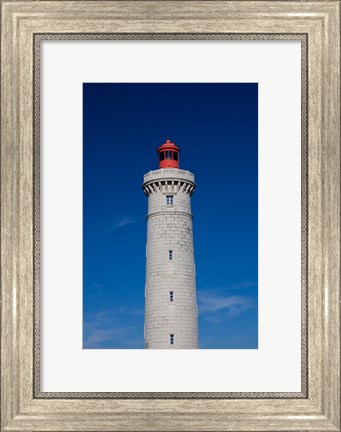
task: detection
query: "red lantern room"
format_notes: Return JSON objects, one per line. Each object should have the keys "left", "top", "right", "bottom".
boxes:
{"left": 157, "top": 139, "right": 180, "bottom": 169}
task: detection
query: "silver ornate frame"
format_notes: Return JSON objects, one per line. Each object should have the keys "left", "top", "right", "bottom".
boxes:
{"left": 1, "top": 2, "right": 339, "bottom": 431}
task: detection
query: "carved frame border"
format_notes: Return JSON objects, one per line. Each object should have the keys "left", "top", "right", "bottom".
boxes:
{"left": 1, "top": 2, "right": 339, "bottom": 431}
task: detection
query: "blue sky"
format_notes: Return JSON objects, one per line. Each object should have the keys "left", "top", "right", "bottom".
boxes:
{"left": 83, "top": 83, "right": 258, "bottom": 349}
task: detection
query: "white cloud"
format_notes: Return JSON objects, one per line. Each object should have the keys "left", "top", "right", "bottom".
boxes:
{"left": 198, "top": 283, "right": 257, "bottom": 323}
{"left": 93, "top": 215, "right": 137, "bottom": 238}
{"left": 111, "top": 215, "right": 137, "bottom": 230}
{"left": 84, "top": 325, "right": 140, "bottom": 347}
{"left": 230, "top": 281, "right": 257, "bottom": 289}
{"left": 83, "top": 307, "right": 144, "bottom": 348}
{"left": 198, "top": 293, "right": 254, "bottom": 314}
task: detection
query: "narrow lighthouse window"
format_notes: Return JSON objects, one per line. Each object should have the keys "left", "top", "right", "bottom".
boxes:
{"left": 169, "top": 291, "right": 174, "bottom": 302}
{"left": 168, "top": 250, "right": 173, "bottom": 260}
{"left": 170, "top": 334, "right": 174, "bottom": 345}
{"left": 166, "top": 195, "right": 173, "bottom": 205}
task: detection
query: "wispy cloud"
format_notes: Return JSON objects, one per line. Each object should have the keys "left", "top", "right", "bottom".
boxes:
{"left": 93, "top": 215, "right": 137, "bottom": 238}
{"left": 83, "top": 307, "right": 144, "bottom": 348}
{"left": 229, "top": 281, "right": 257, "bottom": 290}
{"left": 84, "top": 325, "right": 141, "bottom": 347}
{"left": 111, "top": 215, "right": 137, "bottom": 230}
{"left": 90, "top": 282, "right": 103, "bottom": 290}
{"left": 199, "top": 293, "right": 254, "bottom": 314}
{"left": 198, "top": 282, "right": 257, "bottom": 324}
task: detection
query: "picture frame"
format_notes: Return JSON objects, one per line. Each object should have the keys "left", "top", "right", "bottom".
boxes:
{"left": 1, "top": 1, "right": 340, "bottom": 431}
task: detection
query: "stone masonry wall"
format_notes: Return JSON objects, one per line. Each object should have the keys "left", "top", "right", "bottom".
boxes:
{"left": 143, "top": 170, "right": 198, "bottom": 349}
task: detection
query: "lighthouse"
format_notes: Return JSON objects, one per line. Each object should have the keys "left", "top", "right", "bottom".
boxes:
{"left": 142, "top": 139, "right": 198, "bottom": 349}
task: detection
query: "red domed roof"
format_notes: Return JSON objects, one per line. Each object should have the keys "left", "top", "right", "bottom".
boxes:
{"left": 157, "top": 139, "right": 179, "bottom": 152}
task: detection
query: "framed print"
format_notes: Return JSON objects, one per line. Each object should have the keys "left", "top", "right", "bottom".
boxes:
{"left": 1, "top": 1, "right": 340, "bottom": 431}
{"left": 39, "top": 38, "right": 301, "bottom": 395}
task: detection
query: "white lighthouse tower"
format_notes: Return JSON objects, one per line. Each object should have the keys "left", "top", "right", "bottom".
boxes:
{"left": 143, "top": 139, "right": 198, "bottom": 349}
